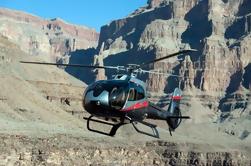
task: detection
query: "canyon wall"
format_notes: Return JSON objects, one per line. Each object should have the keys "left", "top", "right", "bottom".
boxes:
{"left": 95, "top": 0, "right": 251, "bottom": 118}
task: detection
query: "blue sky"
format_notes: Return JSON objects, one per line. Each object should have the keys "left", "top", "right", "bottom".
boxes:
{"left": 0, "top": 0, "right": 147, "bottom": 31}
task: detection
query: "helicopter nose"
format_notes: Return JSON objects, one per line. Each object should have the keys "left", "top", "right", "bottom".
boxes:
{"left": 83, "top": 90, "right": 109, "bottom": 110}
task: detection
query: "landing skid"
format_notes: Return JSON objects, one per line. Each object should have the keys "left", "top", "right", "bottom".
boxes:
{"left": 83, "top": 115, "right": 125, "bottom": 136}
{"left": 83, "top": 115, "right": 160, "bottom": 138}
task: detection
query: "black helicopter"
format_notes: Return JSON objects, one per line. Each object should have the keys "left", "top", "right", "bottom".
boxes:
{"left": 20, "top": 49, "right": 196, "bottom": 138}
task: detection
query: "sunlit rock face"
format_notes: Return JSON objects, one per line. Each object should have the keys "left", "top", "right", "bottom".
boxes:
{"left": 94, "top": 0, "right": 251, "bottom": 116}
{"left": 0, "top": 8, "right": 99, "bottom": 63}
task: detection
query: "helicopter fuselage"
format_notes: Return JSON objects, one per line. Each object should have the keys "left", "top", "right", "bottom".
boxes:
{"left": 83, "top": 75, "right": 151, "bottom": 122}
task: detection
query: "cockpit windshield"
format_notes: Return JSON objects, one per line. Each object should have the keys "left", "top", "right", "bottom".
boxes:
{"left": 109, "top": 87, "right": 127, "bottom": 110}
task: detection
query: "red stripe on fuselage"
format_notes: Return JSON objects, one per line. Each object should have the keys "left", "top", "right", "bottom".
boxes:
{"left": 172, "top": 96, "right": 181, "bottom": 100}
{"left": 120, "top": 101, "right": 149, "bottom": 112}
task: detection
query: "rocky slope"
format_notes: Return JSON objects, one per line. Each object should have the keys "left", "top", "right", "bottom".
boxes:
{"left": 0, "top": 35, "right": 87, "bottom": 135}
{"left": 0, "top": 8, "right": 99, "bottom": 63}
{"left": 0, "top": 135, "right": 250, "bottom": 165}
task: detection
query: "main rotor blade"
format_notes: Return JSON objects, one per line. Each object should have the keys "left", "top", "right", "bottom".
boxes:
{"left": 20, "top": 61, "right": 119, "bottom": 70}
{"left": 140, "top": 49, "right": 197, "bottom": 68}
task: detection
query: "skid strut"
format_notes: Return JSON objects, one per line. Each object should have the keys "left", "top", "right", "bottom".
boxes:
{"left": 131, "top": 121, "right": 160, "bottom": 138}
{"left": 125, "top": 116, "right": 160, "bottom": 138}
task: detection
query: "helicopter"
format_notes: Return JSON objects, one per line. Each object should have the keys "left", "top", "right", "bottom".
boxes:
{"left": 20, "top": 49, "right": 196, "bottom": 138}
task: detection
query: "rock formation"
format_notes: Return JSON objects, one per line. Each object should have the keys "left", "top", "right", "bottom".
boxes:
{"left": 94, "top": 0, "right": 251, "bottom": 121}
{"left": 0, "top": 8, "right": 99, "bottom": 63}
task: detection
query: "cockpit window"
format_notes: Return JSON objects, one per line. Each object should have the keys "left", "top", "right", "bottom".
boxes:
{"left": 109, "top": 87, "right": 126, "bottom": 110}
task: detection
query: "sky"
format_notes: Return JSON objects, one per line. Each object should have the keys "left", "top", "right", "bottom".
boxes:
{"left": 0, "top": 0, "right": 147, "bottom": 31}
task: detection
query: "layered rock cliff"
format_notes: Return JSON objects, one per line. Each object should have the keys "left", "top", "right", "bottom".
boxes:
{"left": 0, "top": 8, "right": 99, "bottom": 63}
{"left": 94, "top": 0, "right": 251, "bottom": 120}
